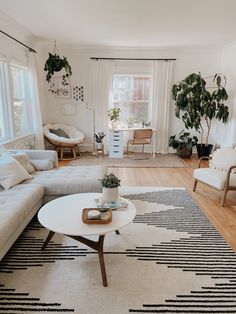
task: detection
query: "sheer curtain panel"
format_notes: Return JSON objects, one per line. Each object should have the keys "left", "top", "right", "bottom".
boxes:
{"left": 151, "top": 60, "right": 175, "bottom": 153}
{"left": 28, "top": 53, "right": 44, "bottom": 149}
{"left": 90, "top": 60, "right": 114, "bottom": 153}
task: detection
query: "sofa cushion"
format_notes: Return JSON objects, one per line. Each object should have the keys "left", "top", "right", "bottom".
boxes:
{"left": 0, "top": 184, "right": 44, "bottom": 251}
{"left": 30, "top": 159, "right": 54, "bottom": 171}
{"left": 25, "top": 166, "right": 106, "bottom": 195}
{"left": 193, "top": 167, "right": 236, "bottom": 190}
{"left": 11, "top": 152, "right": 35, "bottom": 174}
{"left": 0, "top": 153, "right": 32, "bottom": 189}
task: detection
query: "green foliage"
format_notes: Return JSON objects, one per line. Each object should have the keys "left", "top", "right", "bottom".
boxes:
{"left": 44, "top": 53, "right": 72, "bottom": 92}
{"left": 108, "top": 107, "right": 120, "bottom": 121}
{"left": 169, "top": 130, "right": 198, "bottom": 150}
{"left": 100, "top": 173, "right": 121, "bottom": 188}
{"left": 172, "top": 73, "right": 229, "bottom": 144}
{"left": 94, "top": 132, "right": 105, "bottom": 143}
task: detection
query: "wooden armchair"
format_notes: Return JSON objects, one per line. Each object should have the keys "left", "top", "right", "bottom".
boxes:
{"left": 193, "top": 148, "right": 236, "bottom": 206}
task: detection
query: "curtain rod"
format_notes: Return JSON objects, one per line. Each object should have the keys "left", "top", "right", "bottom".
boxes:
{"left": 0, "top": 30, "right": 37, "bottom": 53}
{"left": 90, "top": 57, "right": 176, "bottom": 61}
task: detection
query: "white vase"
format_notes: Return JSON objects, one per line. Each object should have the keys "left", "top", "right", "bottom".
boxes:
{"left": 102, "top": 187, "right": 119, "bottom": 203}
{"left": 96, "top": 142, "right": 103, "bottom": 150}
{"left": 111, "top": 121, "right": 119, "bottom": 129}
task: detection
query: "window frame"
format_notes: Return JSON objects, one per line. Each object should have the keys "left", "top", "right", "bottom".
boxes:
{"left": 10, "top": 62, "right": 33, "bottom": 137}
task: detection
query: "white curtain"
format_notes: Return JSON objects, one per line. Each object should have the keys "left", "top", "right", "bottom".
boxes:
{"left": 151, "top": 60, "right": 175, "bottom": 153}
{"left": 90, "top": 59, "right": 114, "bottom": 153}
{"left": 28, "top": 53, "right": 44, "bottom": 149}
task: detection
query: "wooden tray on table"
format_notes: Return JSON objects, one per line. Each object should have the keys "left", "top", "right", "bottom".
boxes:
{"left": 82, "top": 208, "right": 112, "bottom": 224}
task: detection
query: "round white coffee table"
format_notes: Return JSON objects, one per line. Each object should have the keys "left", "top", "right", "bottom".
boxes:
{"left": 38, "top": 193, "right": 136, "bottom": 287}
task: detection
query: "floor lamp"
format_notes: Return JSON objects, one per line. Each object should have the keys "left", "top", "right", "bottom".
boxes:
{"left": 85, "top": 103, "right": 96, "bottom": 154}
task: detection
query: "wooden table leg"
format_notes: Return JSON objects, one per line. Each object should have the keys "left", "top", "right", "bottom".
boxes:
{"left": 97, "top": 235, "right": 108, "bottom": 287}
{"left": 41, "top": 231, "right": 55, "bottom": 250}
{"left": 68, "top": 234, "right": 108, "bottom": 287}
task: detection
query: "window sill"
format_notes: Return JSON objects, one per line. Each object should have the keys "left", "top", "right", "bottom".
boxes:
{"left": 1, "top": 133, "right": 34, "bottom": 146}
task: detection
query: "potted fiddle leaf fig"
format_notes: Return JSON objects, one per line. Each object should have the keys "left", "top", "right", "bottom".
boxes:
{"left": 44, "top": 52, "right": 72, "bottom": 93}
{"left": 100, "top": 173, "right": 121, "bottom": 203}
{"left": 172, "top": 72, "right": 229, "bottom": 157}
{"left": 169, "top": 130, "right": 198, "bottom": 158}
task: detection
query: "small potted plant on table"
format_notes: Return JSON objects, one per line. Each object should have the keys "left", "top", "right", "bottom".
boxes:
{"left": 100, "top": 173, "right": 121, "bottom": 203}
{"left": 108, "top": 107, "right": 120, "bottom": 129}
{"left": 169, "top": 130, "right": 198, "bottom": 158}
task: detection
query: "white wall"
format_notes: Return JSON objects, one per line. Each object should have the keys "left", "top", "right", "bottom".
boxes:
{"left": 220, "top": 42, "right": 236, "bottom": 146}
{"left": 38, "top": 45, "right": 223, "bottom": 150}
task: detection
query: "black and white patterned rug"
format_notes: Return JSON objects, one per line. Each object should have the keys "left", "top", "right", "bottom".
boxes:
{"left": 0, "top": 186, "right": 236, "bottom": 314}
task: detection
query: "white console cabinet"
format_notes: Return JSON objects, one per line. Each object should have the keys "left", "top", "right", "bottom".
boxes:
{"left": 109, "top": 130, "right": 124, "bottom": 158}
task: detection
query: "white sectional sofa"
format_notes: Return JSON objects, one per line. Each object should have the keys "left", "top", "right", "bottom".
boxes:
{"left": 0, "top": 150, "right": 107, "bottom": 260}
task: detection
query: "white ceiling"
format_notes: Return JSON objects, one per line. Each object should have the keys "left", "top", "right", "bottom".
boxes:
{"left": 0, "top": 0, "right": 236, "bottom": 48}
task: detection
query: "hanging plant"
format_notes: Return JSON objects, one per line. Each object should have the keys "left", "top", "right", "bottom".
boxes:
{"left": 44, "top": 42, "right": 72, "bottom": 93}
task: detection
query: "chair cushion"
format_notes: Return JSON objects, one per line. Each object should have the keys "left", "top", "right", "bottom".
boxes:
{"left": 193, "top": 168, "right": 236, "bottom": 190}
{"left": 24, "top": 166, "right": 107, "bottom": 195}
{"left": 49, "top": 128, "right": 70, "bottom": 138}
{"left": 43, "top": 124, "right": 85, "bottom": 146}
{"left": 210, "top": 147, "right": 236, "bottom": 173}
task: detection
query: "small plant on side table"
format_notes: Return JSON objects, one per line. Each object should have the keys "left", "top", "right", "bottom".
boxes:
{"left": 94, "top": 132, "right": 105, "bottom": 145}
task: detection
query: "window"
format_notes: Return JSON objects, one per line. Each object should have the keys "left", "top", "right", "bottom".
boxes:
{"left": 0, "top": 58, "right": 35, "bottom": 143}
{"left": 10, "top": 64, "right": 32, "bottom": 136}
{"left": 112, "top": 75, "right": 151, "bottom": 126}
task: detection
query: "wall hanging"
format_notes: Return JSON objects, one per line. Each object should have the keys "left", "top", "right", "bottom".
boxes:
{"left": 44, "top": 41, "right": 72, "bottom": 94}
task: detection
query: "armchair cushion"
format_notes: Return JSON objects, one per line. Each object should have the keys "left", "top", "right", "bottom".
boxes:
{"left": 193, "top": 168, "right": 236, "bottom": 190}
{"left": 49, "top": 128, "right": 69, "bottom": 139}
{"left": 209, "top": 147, "right": 236, "bottom": 173}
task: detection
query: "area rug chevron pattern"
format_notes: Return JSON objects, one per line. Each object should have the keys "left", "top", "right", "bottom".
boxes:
{"left": 1, "top": 186, "right": 236, "bottom": 313}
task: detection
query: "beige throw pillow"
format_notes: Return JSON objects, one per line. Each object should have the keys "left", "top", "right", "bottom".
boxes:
{"left": 11, "top": 152, "right": 35, "bottom": 174}
{"left": 0, "top": 152, "right": 32, "bottom": 189}
{"left": 30, "top": 159, "right": 54, "bottom": 171}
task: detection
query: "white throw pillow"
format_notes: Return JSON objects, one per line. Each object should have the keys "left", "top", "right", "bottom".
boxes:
{"left": 30, "top": 159, "right": 54, "bottom": 171}
{"left": 210, "top": 147, "right": 236, "bottom": 173}
{"left": 11, "top": 152, "right": 35, "bottom": 174}
{"left": 0, "top": 152, "right": 32, "bottom": 189}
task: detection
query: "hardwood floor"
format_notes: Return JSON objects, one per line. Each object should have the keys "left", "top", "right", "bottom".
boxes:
{"left": 60, "top": 154, "right": 236, "bottom": 251}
